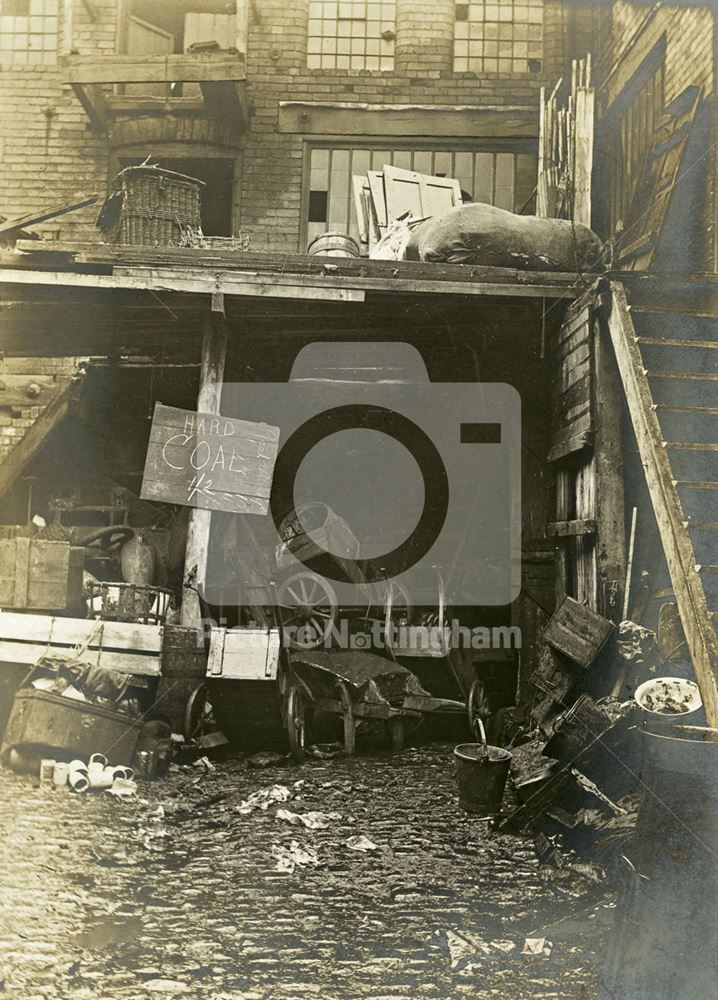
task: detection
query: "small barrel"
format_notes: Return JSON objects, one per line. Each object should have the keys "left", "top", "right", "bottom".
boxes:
{"left": 454, "top": 742, "right": 512, "bottom": 816}
{"left": 307, "top": 232, "right": 360, "bottom": 258}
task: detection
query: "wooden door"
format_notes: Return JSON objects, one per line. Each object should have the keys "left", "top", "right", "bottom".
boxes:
{"left": 383, "top": 165, "right": 462, "bottom": 224}
{"left": 125, "top": 15, "right": 174, "bottom": 97}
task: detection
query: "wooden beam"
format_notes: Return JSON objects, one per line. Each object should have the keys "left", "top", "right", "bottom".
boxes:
{"left": 0, "top": 377, "right": 78, "bottom": 500}
{"left": 593, "top": 312, "right": 626, "bottom": 621}
{"left": 607, "top": 280, "right": 718, "bottom": 726}
{"left": 181, "top": 315, "right": 227, "bottom": 630}
{"left": 0, "top": 196, "right": 98, "bottom": 238}
{"left": 13, "top": 240, "right": 581, "bottom": 289}
{"left": 0, "top": 264, "right": 575, "bottom": 303}
{"left": 546, "top": 518, "right": 597, "bottom": 538}
{"left": 200, "top": 80, "right": 250, "bottom": 130}
{"left": 64, "top": 53, "right": 246, "bottom": 85}
{"left": 278, "top": 101, "right": 538, "bottom": 139}
{"left": 71, "top": 83, "right": 109, "bottom": 131}
{"left": 0, "top": 611, "right": 162, "bottom": 675}
{"left": 0, "top": 267, "right": 365, "bottom": 304}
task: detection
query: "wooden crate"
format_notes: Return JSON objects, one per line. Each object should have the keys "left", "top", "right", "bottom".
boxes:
{"left": 0, "top": 538, "right": 84, "bottom": 610}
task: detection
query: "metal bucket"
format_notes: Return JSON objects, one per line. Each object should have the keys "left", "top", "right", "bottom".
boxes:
{"left": 454, "top": 720, "right": 512, "bottom": 817}
{"left": 307, "top": 232, "right": 360, "bottom": 258}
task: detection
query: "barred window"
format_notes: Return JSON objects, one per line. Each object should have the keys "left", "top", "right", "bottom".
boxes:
{"left": 0, "top": 0, "right": 58, "bottom": 65}
{"left": 308, "top": 1, "right": 396, "bottom": 71}
{"left": 454, "top": 0, "right": 543, "bottom": 75}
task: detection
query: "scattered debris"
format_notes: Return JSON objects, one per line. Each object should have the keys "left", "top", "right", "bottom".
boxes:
{"left": 235, "top": 784, "right": 293, "bottom": 816}
{"left": 275, "top": 809, "right": 342, "bottom": 829}
{"left": 522, "top": 937, "right": 553, "bottom": 958}
{"left": 247, "top": 751, "right": 286, "bottom": 769}
{"left": 271, "top": 840, "right": 320, "bottom": 874}
{"left": 106, "top": 777, "right": 138, "bottom": 800}
{"left": 345, "top": 835, "right": 377, "bottom": 852}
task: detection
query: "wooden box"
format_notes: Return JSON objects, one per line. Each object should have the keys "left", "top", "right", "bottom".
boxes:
{"left": 1, "top": 689, "right": 139, "bottom": 766}
{"left": 207, "top": 628, "right": 281, "bottom": 680}
{"left": 543, "top": 596, "right": 614, "bottom": 668}
{"left": 0, "top": 538, "right": 84, "bottom": 611}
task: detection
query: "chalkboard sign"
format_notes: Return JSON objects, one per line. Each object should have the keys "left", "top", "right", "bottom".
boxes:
{"left": 141, "top": 403, "right": 280, "bottom": 515}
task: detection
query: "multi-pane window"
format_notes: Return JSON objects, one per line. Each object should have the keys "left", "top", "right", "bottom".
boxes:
{"left": 306, "top": 145, "right": 537, "bottom": 249}
{"left": 454, "top": 0, "right": 543, "bottom": 74}
{"left": 0, "top": 0, "right": 58, "bottom": 65}
{"left": 307, "top": 1, "right": 396, "bottom": 71}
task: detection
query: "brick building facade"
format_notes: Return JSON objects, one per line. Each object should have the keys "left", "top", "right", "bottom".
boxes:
{"left": 0, "top": 2, "right": 714, "bottom": 259}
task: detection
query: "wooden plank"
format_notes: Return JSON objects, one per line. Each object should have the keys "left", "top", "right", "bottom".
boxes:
{"left": 0, "top": 377, "right": 77, "bottom": 500}
{"left": 547, "top": 430, "right": 594, "bottom": 464}
{"left": 543, "top": 596, "right": 614, "bottom": 666}
{"left": 0, "top": 611, "right": 162, "bottom": 675}
{"left": 0, "top": 267, "right": 365, "bottom": 304}
{"left": 277, "top": 101, "right": 538, "bottom": 138}
{"left": 64, "top": 53, "right": 246, "bottom": 84}
{"left": 607, "top": 280, "right": 718, "bottom": 726}
{"left": 0, "top": 196, "right": 98, "bottom": 238}
{"left": 0, "top": 266, "right": 573, "bottom": 302}
{"left": 546, "top": 519, "right": 597, "bottom": 538}
{"left": 573, "top": 86, "right": 595, "bottom": 227}
{"left": 593, "top": 313, "right": 626, "bottom": 621}
{"left": 0, "top": 374, "right": 74, "bottom": 408}
{"left": 13, "top": 240, "right": 580, "bottom": 289}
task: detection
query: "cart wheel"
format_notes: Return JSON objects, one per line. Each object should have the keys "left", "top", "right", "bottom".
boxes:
{"left": 286, "top": 683, "right": 306, "bottom": 761}
{"left": 184, "top": 682, "right": 208, "bottom": 741}
{"left": 276, "top": 570, "right": 338, "bottom": 650}
{"left": 468, "top": 678, "right": 491, "bottom": 741}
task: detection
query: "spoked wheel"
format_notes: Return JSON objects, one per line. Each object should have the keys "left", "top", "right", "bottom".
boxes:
{"left": 286, "top": 682, "right": 306, "bottom": 761}
{"left": 184, "top": 682, "right": 209, "bottom": 741}
{"left": 468, "top": 678, "right": 492, "bottom": 741}
{"left": 276, "top": 570, "right": 338, "bottom": 650}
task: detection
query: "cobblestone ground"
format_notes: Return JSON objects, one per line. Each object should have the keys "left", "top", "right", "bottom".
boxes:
{"left": 0, "top": 746, "right": 609, "bottom": 1000}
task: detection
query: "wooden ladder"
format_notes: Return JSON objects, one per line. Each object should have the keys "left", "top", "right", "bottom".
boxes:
{"left": 606, "top": 280, "right": 718, "bottom": 726}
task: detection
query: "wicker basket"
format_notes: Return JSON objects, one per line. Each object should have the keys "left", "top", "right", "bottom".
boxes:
{"left": 99, "top": 165, "right": 205, "bottom": 246}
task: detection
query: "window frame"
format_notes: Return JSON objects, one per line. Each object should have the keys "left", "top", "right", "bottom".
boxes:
{"left": 300, "top": 136, "right": 539, "bottom": 252}
{"left": 453, "top": 0, "right": 544, "bottom": 76}
{"left": 306, "top": 0, "right": 396, "bottom": 73}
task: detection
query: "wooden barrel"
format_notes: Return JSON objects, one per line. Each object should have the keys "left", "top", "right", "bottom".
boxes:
{"left": 307, "top": 232, "right": 360, "bottom": 257}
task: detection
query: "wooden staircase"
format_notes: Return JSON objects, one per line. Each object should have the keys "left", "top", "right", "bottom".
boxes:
{"left": 606, "top": 279, "right": 718, "bottom": 726}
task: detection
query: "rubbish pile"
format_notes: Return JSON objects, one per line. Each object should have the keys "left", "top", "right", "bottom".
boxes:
{"left": 491, "top": 597, "right": 665, "bottom": 863}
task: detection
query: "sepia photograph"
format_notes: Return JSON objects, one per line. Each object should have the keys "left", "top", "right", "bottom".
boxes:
{"left": 0, "top": 0, "right": 716, "bottom": 997}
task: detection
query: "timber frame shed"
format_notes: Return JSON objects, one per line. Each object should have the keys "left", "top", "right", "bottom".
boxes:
{"left": 1, "top": 241, "right": 718, "bottom": 727}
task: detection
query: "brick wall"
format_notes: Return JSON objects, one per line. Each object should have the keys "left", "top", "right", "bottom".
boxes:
{"left": 0, "top": 0, "right": 576, "bottom": 251}
{"left": 0, "top": 359, "right": 80, "bottom": 474}
{"left": 0, "top": 0, "right": 117, "bottom": 243}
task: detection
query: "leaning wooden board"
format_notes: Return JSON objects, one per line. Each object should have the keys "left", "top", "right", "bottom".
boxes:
{"left": 0, "top": 611, "right": 163, "bottom": 676}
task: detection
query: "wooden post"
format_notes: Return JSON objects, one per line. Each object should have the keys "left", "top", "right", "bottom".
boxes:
{"left": 180, "top": 314, "right": 228, "bottom": 629}
{"left": 593, "top": 315, "right": 626, "bottom": 622}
